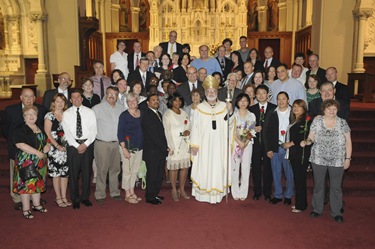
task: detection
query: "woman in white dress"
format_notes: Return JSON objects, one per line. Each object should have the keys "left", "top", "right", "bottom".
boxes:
{"left": 230, "top": 93, "right": 256, "bottom": 200}
{"left": 110, "top": 40, "right": 129, "bottom": 79}
{"left": 163, "top": 93, "right": 191, "bottom": 201}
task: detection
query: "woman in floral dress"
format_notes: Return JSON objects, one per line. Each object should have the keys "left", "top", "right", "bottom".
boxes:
{"left": 44, "top": 93, "right": 71, "bottom": 207}
{"left": 163, "top": 93, "right": 191, "bottom": 201}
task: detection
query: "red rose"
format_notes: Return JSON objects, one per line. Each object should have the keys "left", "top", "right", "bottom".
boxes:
{"left": 184, "top": 120, "right": 188, "bottom": 125}
{"left": 47, "top": 138, "right": 51, "bottom": 143}
{"left": 125, "top": 136, "right": 130, "bottom": 141}
{"left": 247, "top": 133, "right": 252, "bottom": 139}
{"left": 280, "top": 130, "right": 286, "bottom": 136}
{"left": 58, "top": 131, "right": 64, "bottom": 137}
{"left": 306, "top": 115, "right": 311, "bottom": 121}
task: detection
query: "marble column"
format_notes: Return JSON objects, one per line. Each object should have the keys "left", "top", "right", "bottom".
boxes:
{"left": 278, "top": 1, "right": 287, "bottom": 32}
{"left": 130, "top": 7, "right": 140, "bottom": 32}
{"left": 353, "top": 9, "right": 373, "bottom": 73}
{"left": 305, "top": 0, "right": 313, "bottom": 26}
{"left": 257, "top": 5, "right": 268, "bottom": 32}
{"left": 111, "top": 3, "right": 120, "bottom": 32}
{"left": 297, "top": 0, "right": 303, "bottom": 30}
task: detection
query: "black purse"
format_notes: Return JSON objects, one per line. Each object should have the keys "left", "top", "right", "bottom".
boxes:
{"left": 19, "top": 164, "right": 40, "bottom": 182}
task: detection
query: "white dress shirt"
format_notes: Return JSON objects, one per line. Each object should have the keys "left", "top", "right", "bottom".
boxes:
{"left": 189, "top": 81, "right": 198, "bottom": 92}
{"left": 57, "top": 87, "right": 69, "bottom": 100}
{"left": 62, "top": 105, "right": 97, "bottom": 148}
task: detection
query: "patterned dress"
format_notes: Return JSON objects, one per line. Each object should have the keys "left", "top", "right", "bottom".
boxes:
{"left": 45, "top": 112, "right": 68, "bottom": 177}
{"left": 13, "top": 125, "right": 47, "bottom": 194}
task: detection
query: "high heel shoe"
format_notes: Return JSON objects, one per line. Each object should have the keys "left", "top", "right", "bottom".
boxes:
{"left": 172, "top": 190, "right": 179, "bottom": 201}
{"left": 178, "top": 190, "right": 190, "bottom": 199}
{"left": 22, "top": 209, "right": 34, "bottom": 219}
{"left": 55, "top": 198, "right": 68, "bottom": 208}
{"left": 32, "top": 205, "right": 48, "bottom": 213}
{"left": 61, "top": 197, "right": 72, "bottom": 206}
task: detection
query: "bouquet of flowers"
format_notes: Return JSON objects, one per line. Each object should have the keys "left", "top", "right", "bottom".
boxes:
{"left": 236, "top": 121, "right": 256, "bottom": 143}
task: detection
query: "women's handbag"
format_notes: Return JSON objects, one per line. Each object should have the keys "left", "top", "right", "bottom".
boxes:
{"left": 19, "top": 165, "right": 40, "bottom": 182}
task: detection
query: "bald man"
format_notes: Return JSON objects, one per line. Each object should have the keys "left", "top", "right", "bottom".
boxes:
{"left": 43, "top": 72, "right": 72, "bottom": 109}
{"left": 3, "top": 88, "right": 47, "bottom": 210}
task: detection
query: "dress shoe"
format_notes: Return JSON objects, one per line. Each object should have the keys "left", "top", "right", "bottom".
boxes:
{"left": 96, "top": 199, "right": 105, "bottom": 205}
{"left": 111, "top": 195, "right": 122, "bottom": 201}
{"left": 73, "top": 202, "right": 80, "bottom": 209}
{"left": 252, "top": 195, "right": 260, "bottom": 200}
{"left": 310, "top": 211, "right": 320, "bottom": 218}
{"left": 146, "top": 199, "right": 162, "bottom": 205}
{"left": 292, "top": 208, "right": 302, "bottom": 213}
{"left": 269, "top": 197, "right": 282, "bottom": 204}
{"left": 334, "top": 215, "right": 344, "bottom": 223}
{"left": 156, "top": 195, "right": 164, "bottom": 201}
{"left": 81, "top": 200, "right": 93, "bottom": 207}
{"left": 264, "top": 196, "right": 271, "bottom": 202}
{"left": 14, "top": 202, "right": 22, "bottom": 211}
{"left": 284, "top": 198, "right": 292, "bottom": 205}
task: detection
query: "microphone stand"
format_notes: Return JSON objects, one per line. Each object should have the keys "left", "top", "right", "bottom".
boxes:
{"left": 225, "top": 85, "right": 231, "bottom": 203}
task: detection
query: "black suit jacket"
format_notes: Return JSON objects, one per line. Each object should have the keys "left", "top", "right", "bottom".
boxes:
{"left": 176, "top": 81, "right": 205, "bottom": 107}
{"left": 159, "top": 42, "right": 183, "bottom": 55}
{"left": 218, "top": 87, "right": 242, "bottom": 109}
{"left": 249, "top": 102, "right": 277, "bottom": 152}
{"left": 172, "top": 66, "right": 188, "bottom": 84}
{"left": 254, "top": 60, "right": 265, "bottom": 73}
{"left": 306, "top": 67, "right": 327, "bottom": 82}
{"left": 288, "top": 117, "right": 312, "bottom": 163}
{"left": 335, "top": 81, "right": 350, "bottom": 105}
{"left": 42, "top": 89, "right": 71, "bottom": 110}
{"left": 3, "top": 103, "right": 47, "bottom": 159}
{"left": 308, "top": 97, "right": 349, "bottom": 121}
{"left": 263, "top": 58, "right": 281, "bottom": 70}
{"left": 128, "top": 52, "right": 146, "bottom": 73}
{"left": 216, "top": 57, "right": 234, "bottom": 80}
{"left": 264, "top": 108, "right": 292, "bottom": 153}
{"left": 127, "top": 70, "right": 156, "bottom": 97}
{"left": 141, "top": 107, "right": 168, "bottom": 161}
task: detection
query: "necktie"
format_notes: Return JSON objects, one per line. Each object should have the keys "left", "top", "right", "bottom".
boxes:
{"left": 265, "top": 60, "right": 268, "bottom": 69}
{"left": 76, "top": 108, "right": 82, "bottom": 138}
{"left": 148, "top": 66, "right": 154, "bottom": 73}
{"left": 142, "top": 73, "right": 146, "bottom": 86}
{"left": 136, "top": 54, "right": 139, "bottom": 69}
{"left": 259, "top": 105, "right": 265, "bottom": 143}
{"left": 221, "top": 59, "right": 225, "bottom": 68}
{"left": 193, "top": 83, "right": 197, "bottom": 90}
{"left": 100, "top": 77, "right": 104, "bottom": 99}
{"left": 156, "top": 111, "right": 162, "bottom": 122}
{"left": 169, "top": 44, "right": 174, "bottom": 56}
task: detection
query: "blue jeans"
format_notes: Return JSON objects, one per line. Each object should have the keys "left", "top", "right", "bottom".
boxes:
{"left": 271, "top": 147, "right": 294, "bottom": 199}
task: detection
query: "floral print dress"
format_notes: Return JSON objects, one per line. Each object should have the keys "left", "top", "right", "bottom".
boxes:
{"left": 45, "top": 112, "right": 68, "bottom": 177}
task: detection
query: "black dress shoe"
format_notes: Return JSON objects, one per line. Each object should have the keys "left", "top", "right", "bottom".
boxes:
{"left": 14, "top": 202, "right": 22, "bottom": 211}
{"left": 252, "top": 195, "right": 260, "bottom": 200}
{"left": 334, "top": 215, "right": 344, "bottom": 223}
{"left": 81, "top": 200, "right": 93, "bottom": 207}
{"left": 284, "top": 198, "right": 292, "bottom": 205}
{"left": 264, "top": 196, "right": 271, "bottom": 202}
{"left": 310, "top": 211, "right": 320, "bottom": 218}
{"left": 269, "top": 197, "right": 282, "bottom": 204}
{"left": 156, "top": 195, "right": 164, "bottom": 200}
{"left": 146, "top": 199, "right": 162, "bottom": 205}
{"left": 73, "top": 202, "right": 80, "bottom": 209}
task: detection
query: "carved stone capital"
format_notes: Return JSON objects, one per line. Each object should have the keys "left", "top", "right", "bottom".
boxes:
{"left": 30, "top": 13, "right": 48, "bottom": 22}
{"left": 278, "top": 2, "right": 287, "bottom": 8}
{"left": 7, "top": 14, "right": 20, "bottom": 22}
{"left": 257, "top": 6, "right": 268, "bottom": 12}
{"left": 130, "top": 7, "right": 140, "bottom": 13}
{"left": 353, "top": 8, "right": 373, "bottom": 20}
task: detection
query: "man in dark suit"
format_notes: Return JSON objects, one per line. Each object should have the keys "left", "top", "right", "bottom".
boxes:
{"left": 263, "top": 46, "right": 281, "bottom": 71}
{"left": 127, "top": 57, "right": 156, "bottom": 97}
{"left": 3, "top": 88, "right": 47, "bottom": 210}
{"left": 128, "top": 41, "right": 146, "bottom": 73}
{"left": 159, "top": 30, "right": 183, "bottom": 57}
{"left": 43, "top": 72, "right": 72, "bottom": 109}
{"left": 141, "top": 94, "right": 168, "bottom": 205}
{"left": 249, "top": 85, "right": 276, "bottom": 201}
{"left": 239, "top": 61, "right": 255, "bottom": 89}
{"left": 325, "top": 67, "right": 350, "bottom": 105}
{"left": 306, "top": 54, "right": 327, "bottom": 82}
{"left": 216, "top": 45, "right": 233, "bottom": 80}
{"left": 176, "top": 66, "right": 205, "bottom": 107}
{"left": 218, "top": 72, "right": 241, "bottom": 109}
{"left": 308, "top": 82, "right": 349, "bottom": 121}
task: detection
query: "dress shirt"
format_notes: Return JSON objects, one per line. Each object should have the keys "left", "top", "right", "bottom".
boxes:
{"left": 258, "top": 101, "right": 268, "bottom": 113}
{"left": 133, "top": 52, "right": 143, "bottom": 71}
{"left": 90, "top": 75, "right": 112, "bottom": 99}
{"left": 189, "top": 81, "right": 198, "bottom": 92}
{"left": 62, "top": 105, "right": 97, "bottom": 148}
{"left": 167, "top": 42, "right": 177, "bottom": 56}
{"left": 93, "top": 99, "right": 124, "bottom": 142}
{"left": 57, "top": 87, "right": 69, "bottom": 100}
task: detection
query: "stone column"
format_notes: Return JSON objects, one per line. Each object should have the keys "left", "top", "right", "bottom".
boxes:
{"left": 31, "top": 13, "right": 47, "bottom": 74}
{"left": 305, "top": 0, "right": 313, "bottom": 26}
{"left": 8, "top": 15, "right": 21, "bottom": 54}
{"left": 257, "top": 4, "right": 268, "bottom": 32}
{"left": 353, "top": 9, "right": 373, "bottom": 73}
{"left": 3, "top": 16, "right": 10, "bottom": 53}
{"left": 130, "top": 7, "right": 140, "bottom": 32}
{"left": 297, "top": 0, "right": 303, "bottom": 29}
{"left": 278, "top": 1, "right": 287, "bottom": 32}
{"left": 111, "top": 3, "right": 120, "bottom": 32}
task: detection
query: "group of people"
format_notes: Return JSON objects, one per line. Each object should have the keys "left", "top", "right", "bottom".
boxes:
{"left": 3, "top": 31, "right": 352, "bottom": 223}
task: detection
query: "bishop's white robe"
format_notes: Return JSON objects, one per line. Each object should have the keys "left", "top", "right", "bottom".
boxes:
{"left": 190, "top": 100, "right": 231, "bottom": 204}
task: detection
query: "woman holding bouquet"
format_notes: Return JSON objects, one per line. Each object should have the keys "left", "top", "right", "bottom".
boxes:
{"left": 13, "top": 106, "right": 50, "bottom": 219}
{"left": 163, "top": 93, "right": 191, "bottom": 201}
{"left": 118, "top": 92, "right": 143, "bottom": 204}
{"left": 283, "top": 99, "right": 312, "bottom": 213}
{"left": 44, "top": 93, "right": 70, "bottom": 207}
{"left": 230, "top": 93, "right": 256, "bottom": 200}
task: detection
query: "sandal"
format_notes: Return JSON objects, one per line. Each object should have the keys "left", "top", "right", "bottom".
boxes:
{"left": 131, "top": 194, "right": 142, "bottom": 201}
{"left": 55, "top": 198, "right": 68, "bottom": 208}
{"left": 178, "top": 190, "right": 190, "bottom": 199}
{"left": 61, "top": 197, "right": 72, "bottom": 206}
{"left": 32, "top": 205, "right": 48, "bottom": 213}
{"left": 125, "top": 196, "right": 138, "bottom": 204}
{"left": 22, "top": 210, "right": 34, "bottom": 219}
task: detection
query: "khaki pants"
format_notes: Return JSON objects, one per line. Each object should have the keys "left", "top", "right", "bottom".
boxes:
{"left": 119, "top": 146, "right": 143, "bottom": 190}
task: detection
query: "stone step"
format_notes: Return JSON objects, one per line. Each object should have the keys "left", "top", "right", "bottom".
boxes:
{"left": 349, "top": 118, "right": 375, "bottom": 128}
{"left": 349, "top": 109, "right": 375, "bottom": 119}
{"left": 352, "top": 151, "right": 375, "bottom": 165}
{"left": 351, "top": 128, "right": 375, "bottom": 138}
{"left": 352, "top": 139, "right": 375, "bottom": 151}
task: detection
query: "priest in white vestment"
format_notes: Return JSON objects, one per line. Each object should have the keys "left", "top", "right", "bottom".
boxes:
{"left": 190, "top": 75, "right": 231, "bottom": 204}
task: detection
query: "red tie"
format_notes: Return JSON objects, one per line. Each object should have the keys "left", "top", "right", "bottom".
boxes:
{"left": 265, "top": 60, "right": 268, "bottom": 69}
{"left": 136, "top": 54, "right": 139, "bottom": 69}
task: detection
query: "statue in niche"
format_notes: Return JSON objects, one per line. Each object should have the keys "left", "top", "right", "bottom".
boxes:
{"left": 248, "top": 0, "right": 258, "bottom": 31}
{"left": 139, "top": 0, "right": 148, "bottom": 31}
{"left": 268, "top": 0, "right": 279, "bottom": 31}
{"left": 119, "top": 0, "right": 130, "bottom": 32}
